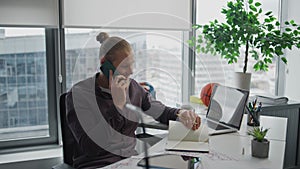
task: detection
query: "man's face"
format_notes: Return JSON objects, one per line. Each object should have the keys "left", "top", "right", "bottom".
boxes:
{"left": 113, "top": 50, "right": 135, "bottom": 78}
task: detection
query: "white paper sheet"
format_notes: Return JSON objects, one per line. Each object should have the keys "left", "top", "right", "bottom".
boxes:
{"left": 166, "top": 121, "right": 209, "bottom": 152}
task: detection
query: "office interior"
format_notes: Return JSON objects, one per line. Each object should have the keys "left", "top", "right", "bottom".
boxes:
{"left": 0, "top": 0, "right": 299, "bottom": 169}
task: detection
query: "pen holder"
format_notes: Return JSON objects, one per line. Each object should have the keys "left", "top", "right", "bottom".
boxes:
{"left": 247, "top": 108, "right": 261, "bottom": 126}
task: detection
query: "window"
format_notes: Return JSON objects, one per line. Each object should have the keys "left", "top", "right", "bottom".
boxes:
{"left": 194, "top": 0, "right": 280, "bottom": 95}
{"left": 65, "top": 29, "right": 186, "bottom": 107}
{"left": 0, "top": 27, "right": 56, "bottom": 148}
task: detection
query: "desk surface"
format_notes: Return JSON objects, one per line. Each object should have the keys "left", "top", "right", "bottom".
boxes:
{"left": 142, "top": 114, "right": 287, "bottom": 142}
{"left": 238, "top": 115, "right": 287, "bottom": 141}
{"left": 103, "top": 115, "right": 287, "bottom": 169}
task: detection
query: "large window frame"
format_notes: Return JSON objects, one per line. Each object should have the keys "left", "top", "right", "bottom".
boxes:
{"left": 0, "top": 0, "right": 286, "bottom": 153}
{"left": 0, "top": 28, "right": 59, "bottom": 150}
{"left": 191, "top": 0, "right": 284, "bottom": 96}
{"left": 63, "top": 28, "right": 190, "bottom": 107}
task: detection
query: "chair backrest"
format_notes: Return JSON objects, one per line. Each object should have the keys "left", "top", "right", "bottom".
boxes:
{"left": 60, "top": 93, "right": 76, "bottom": 166}
{"left": 139, "top": 82, "right": 156, "bottom": 99}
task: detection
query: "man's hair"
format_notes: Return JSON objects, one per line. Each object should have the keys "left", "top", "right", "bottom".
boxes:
{"left": 96, "top": 32, "right": 131, "bottom": 63}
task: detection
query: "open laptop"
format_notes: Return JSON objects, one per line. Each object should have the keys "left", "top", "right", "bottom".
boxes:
{"left": 205, "top": 84, "right": 249, "bottom": 136}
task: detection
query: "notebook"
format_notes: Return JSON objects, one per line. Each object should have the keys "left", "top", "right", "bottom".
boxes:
{"left": 205, "top": 84, "right": 249, "bottom": 136}
{"left": 165, "top": 121, "right": 209, "bottom": 153}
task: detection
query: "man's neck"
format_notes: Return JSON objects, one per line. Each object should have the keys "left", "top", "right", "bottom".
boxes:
{"left": 97, "top": 74, "right": 110, "bottom": 89}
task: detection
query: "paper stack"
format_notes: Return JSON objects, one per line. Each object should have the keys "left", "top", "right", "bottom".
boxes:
{"left": 256, "top": 94, "right": 288, "bottom": 105}
{"left": 165, "top": 121, "right": 209, "bottom": 153}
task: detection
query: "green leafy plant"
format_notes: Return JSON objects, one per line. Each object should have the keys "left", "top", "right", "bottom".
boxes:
{"left": 188, "top": 0, "right": 300, "bottom": 73}
{"left": 247, "top": 127, "right": 269, "bottom": 142}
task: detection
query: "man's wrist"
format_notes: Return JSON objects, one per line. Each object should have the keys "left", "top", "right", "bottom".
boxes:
{"left": 176, "top": 109, "right": 184, "bottom": 121}
{"left": 177, "top": 109, "right": 185, "bottom": 115}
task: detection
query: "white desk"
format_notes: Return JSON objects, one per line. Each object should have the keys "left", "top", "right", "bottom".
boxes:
{"left": 238, "top": 115, "right": 287, "bottom": 141}
{"left": 102, "top": 115, "right": 287, "bottom": 169}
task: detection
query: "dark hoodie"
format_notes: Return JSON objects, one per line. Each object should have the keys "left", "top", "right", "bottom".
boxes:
{"left": 66, "top": 73, "right": 179, "bottom": 169}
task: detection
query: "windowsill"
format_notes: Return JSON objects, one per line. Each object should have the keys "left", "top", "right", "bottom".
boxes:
{"left": 0, "top": 145, "right": 62, "bottom": 164}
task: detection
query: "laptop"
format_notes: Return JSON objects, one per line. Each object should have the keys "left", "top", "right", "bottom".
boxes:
{"left": 205, "top": 84, "right": 249, "bottom": 136}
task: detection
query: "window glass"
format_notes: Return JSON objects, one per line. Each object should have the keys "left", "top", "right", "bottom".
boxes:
{"left": 0, "top": 27, "right": 49, "bottom": 141}
{"left": 195, "top": 0, "right": 279, "bottom": 95}
{"left": 65, "top": 29, "right": 184, "bottom": 107}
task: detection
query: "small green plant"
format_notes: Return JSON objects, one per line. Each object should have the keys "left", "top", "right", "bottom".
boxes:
{"left": 189, "top": 0, "right": 300, "bottom": 73}
{"left": 247, "top": 127, "right": 269, "bottom": 142}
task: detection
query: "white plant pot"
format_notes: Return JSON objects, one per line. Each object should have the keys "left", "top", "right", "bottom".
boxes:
{"left": 232, "top": 72, "right": 252, "bottom": 91}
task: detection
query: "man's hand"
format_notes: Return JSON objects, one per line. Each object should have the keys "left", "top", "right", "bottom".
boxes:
{"left": 109, "top": 70, "right": 129, "bottom": 110}
{"left": 177, "top": 109, "right": 201, "bottom": 130}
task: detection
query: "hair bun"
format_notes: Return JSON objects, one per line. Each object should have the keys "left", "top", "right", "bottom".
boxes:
{"left": 96, "top": 32, "right": 109, "bottom": 44}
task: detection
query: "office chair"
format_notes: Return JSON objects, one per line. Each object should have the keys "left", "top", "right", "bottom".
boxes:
{"left": 136, "top": 82, "right": 163, "bottom": 146}
{"left": 52, "top": 93, "right": 75, "bottom": 169}
{"left": 139, "top": 82, "right": 156, "bottom": 99}
{"left": 53, "top": 89, "right": 160, "bottom": 169}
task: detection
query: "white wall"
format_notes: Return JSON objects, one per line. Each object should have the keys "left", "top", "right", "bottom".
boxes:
{"left": 284, "top": 0, "right": 300, "bottom": 101}
{"left": 0, "top": 0, "right": 58, "bottom": 27}
{"left": 63, "top": 0, "right": 191, "bottom": 30}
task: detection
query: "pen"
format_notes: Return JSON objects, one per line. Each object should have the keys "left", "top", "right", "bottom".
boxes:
{"left": 257, "top": 102, "right": 262, "bottom": 112}
{"left": 253, "top": 98, "right": 257, "bottom": 109}
{"left": 246, "top": 106, "right": 260, "bottom": 125}
{"left": 248, "top": 102, "right": 253, "bottom": 111}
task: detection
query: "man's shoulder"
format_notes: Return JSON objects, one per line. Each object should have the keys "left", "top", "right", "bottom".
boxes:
{"left": 129, "top": 78, "right": 138, "bottom": 86}
{"left": 68, "top": 75, "right": 96, "bottom": 95}
{"left": 129, "top": 78, "right": 143, "bottom": 88}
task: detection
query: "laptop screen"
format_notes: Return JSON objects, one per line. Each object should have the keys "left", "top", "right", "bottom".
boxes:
{"left": 206, "top": 84, "right": 249, "bottom": 130}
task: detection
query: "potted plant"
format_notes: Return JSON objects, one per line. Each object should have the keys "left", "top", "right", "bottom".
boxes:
{"left": 189, "top": 0, "right": 300, "bottom": 90}
{"left": 247, "top": 127, "right": 270, "bottom": 158}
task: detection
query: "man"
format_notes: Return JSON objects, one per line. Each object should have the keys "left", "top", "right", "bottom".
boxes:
{"left": 66, "top": 32, "right": 201, "bottom": 169}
